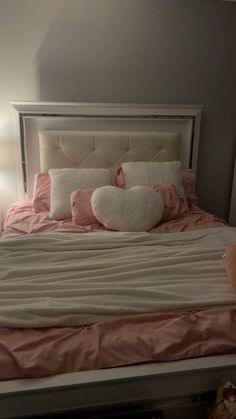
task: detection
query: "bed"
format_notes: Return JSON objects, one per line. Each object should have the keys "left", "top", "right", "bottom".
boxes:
{"left": 1, "top": 102, "right": 236, "bottom": 418}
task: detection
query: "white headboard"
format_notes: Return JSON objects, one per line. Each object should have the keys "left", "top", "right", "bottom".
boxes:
{"left": 11, "top": 102, "right": 202, "bottom": 198}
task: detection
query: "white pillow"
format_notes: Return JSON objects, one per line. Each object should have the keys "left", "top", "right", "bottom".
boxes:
{"left": 121, "top": 161, "right": 185, "bottom": 200}
{"left": 91, "top": 186, "right": 164, "bottom": 232}
{"left": 49, "top": 168, "right": 111, "bottom": 220}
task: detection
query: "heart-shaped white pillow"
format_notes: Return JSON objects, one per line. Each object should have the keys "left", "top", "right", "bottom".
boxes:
{"left": 91, "top": 186, "right": 164, "bottom": 232}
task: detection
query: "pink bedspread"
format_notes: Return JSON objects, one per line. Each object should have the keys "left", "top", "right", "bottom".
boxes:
{"left": 1, "top": 308, "right": 236, "bottom": 381}
{"left": 1, "top": 201, "right": 226, "bottom": 240}
{"left": 0, "top": 202, "right": 229, "bottom": 381}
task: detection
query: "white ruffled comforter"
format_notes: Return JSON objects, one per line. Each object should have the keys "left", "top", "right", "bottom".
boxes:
{"left": 0, "top": 227, "right": 236, "bottom": 327}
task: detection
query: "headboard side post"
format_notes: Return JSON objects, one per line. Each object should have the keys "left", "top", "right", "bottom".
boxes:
{"left": 191, "top": 111, "right": 202, "bottom": 172}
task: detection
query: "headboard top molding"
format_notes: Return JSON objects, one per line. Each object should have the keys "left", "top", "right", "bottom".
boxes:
{"left": 11, "top": 102, "right": 202, "bottom": 198}
{"left": 12, "top": 101, "right": 202, "bottom": 117}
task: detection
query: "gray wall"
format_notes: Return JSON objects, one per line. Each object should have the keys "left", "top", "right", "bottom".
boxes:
{"left": 0, "top": 0, "right": 236, "bottom": 218}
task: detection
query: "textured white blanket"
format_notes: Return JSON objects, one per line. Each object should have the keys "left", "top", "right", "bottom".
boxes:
{"left": 0, "top": 227, "right": 236, "bottom": 327}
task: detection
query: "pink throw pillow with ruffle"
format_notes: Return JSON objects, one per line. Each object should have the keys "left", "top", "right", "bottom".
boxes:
{"left": 32, "top": 173, "right": 50, "bottom": 213}
{"left": 117, "top": 167, "right": 198, "bottom": 206}
{"left": 71, "top": 189, "right": 100, "bottom": 225}
{"left": 154, "top": 184, "right": 187, "bottom": 222}
{"left": 182, "top": 169, "right": 198, "bottom": 205}
{"left": 32, "top": 169, "right": 198, "bottom": 216}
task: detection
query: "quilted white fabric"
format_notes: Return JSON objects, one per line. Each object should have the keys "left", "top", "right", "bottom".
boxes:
{"left": 91, "top": 186, "right": 164, "bottom": 232}
{"left": 49, "top": 168, "right": 111, "bottom": 220}
{"left": 121, "top": 161, "right": 185, "bottom": 201}
{"left": 39, "top": 131, "right": 179, "bottom": 172}
{"left": 0, "top": 227, "right": 236, "bottom": 327}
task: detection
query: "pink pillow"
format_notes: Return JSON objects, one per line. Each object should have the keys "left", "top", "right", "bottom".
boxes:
{"left": 32, "top": 169, "right": 198, "bottom": 215}
{"left": 182, "top": 169, "right": 198, "bottom": 205}
{"left": 225, "top": 243, "right": 236, "bottom": 291}
{"left": 71, "top": 189, "right": 100, "bottom": 225}
{"left": 153, "top": 184, "right": 187, "bottom": 222}
{"left": 32, "top": 173, "right": 50, "bottom": 213}
{"left": 116, "top": 167, "right": 125, "bottom": 188}
{"left": 117, "top": 167, "right": 198, "bottom": 205}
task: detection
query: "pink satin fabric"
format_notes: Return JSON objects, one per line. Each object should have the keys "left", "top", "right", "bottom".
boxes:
{"left": 153, "top": 183, "right": 187, "bottom": 221}
{"left": 152, "top": 202, "right": 226, "bottom": 233}
{"left": 71, "top": 188, "right": 100, "bottom": 225}
{"left": 1, "top": 308, "right": 236, "bottom": 380}
{"left": 1, "top": 201, "right": 226, "bottom": 240}
{"left": 182, "top": 169, "right": 199, "bottom": 205}
{"left": 32, "top": 173, "right": 50, "bottom": 213}
{"left": 1, "top": 201, "right": 106, "bottom": 240}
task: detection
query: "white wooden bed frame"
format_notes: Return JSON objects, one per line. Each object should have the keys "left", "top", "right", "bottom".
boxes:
{"left": 1, "top": 101, "right": 235, "bottom": 418}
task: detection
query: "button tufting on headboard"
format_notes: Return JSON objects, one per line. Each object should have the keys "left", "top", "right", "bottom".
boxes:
{"left": 39, "top": 131, "right": 179, "bottom": 172}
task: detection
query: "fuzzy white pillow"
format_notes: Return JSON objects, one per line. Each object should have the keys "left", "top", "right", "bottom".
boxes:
{"left": 121, "top": 161, "right": 186, "bottom": 202}
{"left": 49, "top": 168, "right": 111, "bottom": 220}
{"left": 91, "top": 186, "right": 164, "bottom": 232}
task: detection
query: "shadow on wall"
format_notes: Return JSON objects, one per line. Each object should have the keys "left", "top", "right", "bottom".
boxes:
{"left": 0, "top": 101, "right": 25, "bottom": 214}
{"left": 34, "top": 0, "right": 171, "bottom": 103}
{"left": 34, "top": 0, "right": 236, "bottom": 219}
{"left": 0, "top": 136, "right": 19, "bottom": 212}
{"left": 35, "top": 0, "right": 220, "bottom": 104}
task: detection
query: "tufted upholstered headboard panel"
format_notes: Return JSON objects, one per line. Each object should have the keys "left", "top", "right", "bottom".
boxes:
{"left": 39, "top": 131, "right": 179, "bottom": 172}
{"left": 11, "top": 102, "right": 202, "bottom": 198}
